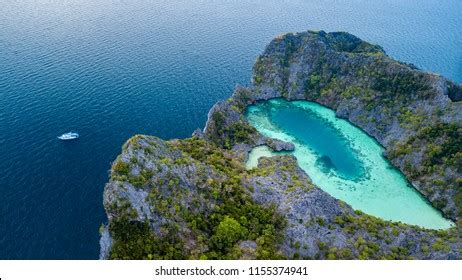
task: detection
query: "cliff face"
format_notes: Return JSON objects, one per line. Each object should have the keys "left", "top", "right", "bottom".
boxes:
{"left": 101, "top": 31, "right": 462, "bottom": 260}
{"left": 248, "top": 31, "right": 462, "bottom": 220}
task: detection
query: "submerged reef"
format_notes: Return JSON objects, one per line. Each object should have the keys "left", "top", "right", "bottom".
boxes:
{"left": 101, "top": 31, "right": 462, "bottom": 260}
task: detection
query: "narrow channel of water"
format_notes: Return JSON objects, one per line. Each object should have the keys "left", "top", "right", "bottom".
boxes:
{"left": 245, "top": 99, "right": 453, "bottom": 229}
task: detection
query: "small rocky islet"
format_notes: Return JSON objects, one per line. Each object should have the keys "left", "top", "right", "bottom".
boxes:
{"left": 100, "top": 31, "right": 462, "bottom": 260}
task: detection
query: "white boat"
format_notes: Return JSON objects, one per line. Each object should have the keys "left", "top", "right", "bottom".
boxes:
{"left": 58, "top": 132, "right": 79, "bottom": 140}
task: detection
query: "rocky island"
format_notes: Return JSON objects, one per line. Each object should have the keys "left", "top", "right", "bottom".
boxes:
{"left": 100, "top": 31, "right": 462, "bottom": 260}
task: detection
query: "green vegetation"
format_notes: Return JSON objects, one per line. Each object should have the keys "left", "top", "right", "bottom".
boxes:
{"left": 211, "top": 216, "right": 246, "bottom": 250}
{"left": 108, "top": 137, "right": 286, "bottom": 260}
{"left": 111, "top": 158, "right": 154, "bottom": 188}
{"left": 113, "top": 161, "right": 130, "bottom": 176}
{"left": 109, "top": 218, "right": 185, "bottom": 260}
{"left": 397, "top": 108, "right": 425, "bottom": 129}
{"left": 253, "top": 57, "right": 266, "bottom": 85}
{"left": 388, "top": 122, "right": 461, "bottom": 216}
{"left": 432, "top": 238, "right": 451, "bottom": 253}
{"left": 325, "top": 31, "right": 384, "bottom": 54}
{"left": 209, "top": 110, "right": 257, "bottom": 149}
{"left": 176, "top": 137, "right": 286, "bottom": 259}
{"left": 416, "top": 123, "right": 461, "bottom": 170}
{"left": 326, "top": 210, "right": 459, "bottom": 260}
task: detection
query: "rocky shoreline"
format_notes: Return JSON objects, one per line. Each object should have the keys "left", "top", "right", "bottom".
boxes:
{"left": 101, "top": 31, "right": 461, "bottom": 259}
{"left": 246, "top": 31, "right": 461, "bottom": 220}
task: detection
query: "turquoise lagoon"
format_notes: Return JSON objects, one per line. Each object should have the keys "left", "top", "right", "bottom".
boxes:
{"left": 245, "top": 99, "right": 453, "bottom": 230}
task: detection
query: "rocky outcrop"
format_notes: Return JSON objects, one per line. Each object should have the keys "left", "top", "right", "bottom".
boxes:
{"left": 246, "top": 31, "right": 461, "bottom": 220}
{"left": 250, "top": 156, "right": 460, "bottom": 259}
{"left": 101, "top": 134, "right": 461, "bottom": 260}
{"left": 101, "top": 31, "right": 462, "bottom": 260}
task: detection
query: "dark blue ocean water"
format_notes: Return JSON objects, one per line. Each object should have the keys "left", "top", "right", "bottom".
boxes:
{"left": 0, "top": 0, "right": 461, "bottom": 259}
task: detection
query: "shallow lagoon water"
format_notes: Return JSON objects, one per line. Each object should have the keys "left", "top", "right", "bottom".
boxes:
{"left": 245, "top": 99, "right": 453, "bottom": 230}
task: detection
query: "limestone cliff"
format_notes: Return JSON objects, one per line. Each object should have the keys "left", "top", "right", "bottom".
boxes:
{"left": 245, "top": 31, "right": 461, "bottom": 220}
{"left": 101, "top": 31, "right": 462, "bottom": 260}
